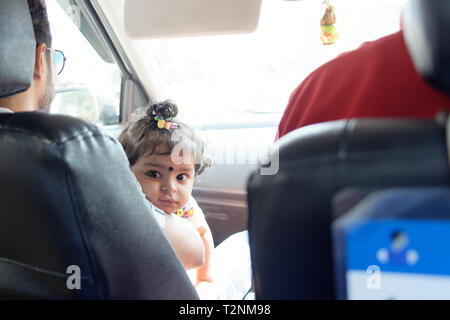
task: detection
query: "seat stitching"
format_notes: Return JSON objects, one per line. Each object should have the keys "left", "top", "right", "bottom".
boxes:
{"left": 0, "top": 126, "right": 117, "bottom": 145}
{"left": 0, "top": 256, "right": 91, "bottom": 279}
{"left": 56, "top": 142, "right": 105, "bottom": 299}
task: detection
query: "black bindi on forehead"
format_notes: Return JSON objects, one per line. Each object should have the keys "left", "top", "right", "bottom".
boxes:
{"left": 168, "top": 167, "right": 174, "bottom": 172}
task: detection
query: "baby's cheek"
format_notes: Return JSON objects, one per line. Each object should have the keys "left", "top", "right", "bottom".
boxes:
{"left": 144, "top": 191, "right": 159, "bottom": 204}
{"left": 179, "top": 185, "right": 193, "bottom": 202}
{"left": 139, "top": 182, "right": 159, "bottom": 203}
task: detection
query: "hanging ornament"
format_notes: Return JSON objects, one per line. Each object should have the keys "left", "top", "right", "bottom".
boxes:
{"left": 320, "top": 1, "right": 338, "bottom": 45}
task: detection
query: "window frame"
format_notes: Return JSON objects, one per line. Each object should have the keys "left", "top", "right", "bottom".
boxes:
{"left": 52, "top": 0, "right": 149, "bottom": 125}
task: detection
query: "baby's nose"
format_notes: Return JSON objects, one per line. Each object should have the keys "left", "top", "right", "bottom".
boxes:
{"left": 161, "top": 180, "right": 176, "bottom": 193}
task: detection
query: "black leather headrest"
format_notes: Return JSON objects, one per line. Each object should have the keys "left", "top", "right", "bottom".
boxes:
{"left": 403, "top": 0, "right": 450, "bottom": 96}
{"left": 0, "top": 0, "right": 36, "bottom": 99}
{"left": 0, "top": 112, "right": 198, "bottom": 299}
{"left": 248, "top": 118, "right": 450, "bottom": 299}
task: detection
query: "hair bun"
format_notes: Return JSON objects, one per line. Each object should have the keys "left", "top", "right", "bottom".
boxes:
{"left": 147, "top": 100, "right": 178, "bottom": 121}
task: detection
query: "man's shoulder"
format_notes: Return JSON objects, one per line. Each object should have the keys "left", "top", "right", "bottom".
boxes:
{"left": 314, "top": 31, "right": 404, "bottom": 77}
{"left": 278, "top": 31, "right": 407, "bottom": 135}
{"left": 342, "top": 31, "right": 403, "bottom": 57}
{"left": 289, "top": 31, "right": 405, "bottom": 101}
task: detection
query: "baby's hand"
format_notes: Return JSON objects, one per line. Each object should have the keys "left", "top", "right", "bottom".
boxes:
{"left": 196, "top": 268, "right": 214, "bottom": 283}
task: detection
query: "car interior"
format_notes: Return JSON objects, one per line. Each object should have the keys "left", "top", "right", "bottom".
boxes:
{"left": 248, "top": 0, "right": 450, "bottom": 299}
{"left": 1, "top": 0, "right": 449, "bottom": 300}
{"left": 0, "top": 0, "right": 199, "bottom": 299}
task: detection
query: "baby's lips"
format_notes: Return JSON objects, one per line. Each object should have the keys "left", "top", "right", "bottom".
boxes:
{"left": 159, "top": 198, "right": 178, "bottom": 205}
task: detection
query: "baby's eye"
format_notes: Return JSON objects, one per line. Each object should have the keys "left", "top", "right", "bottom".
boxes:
{"left": 146, "top": 170, "right": 161, "bottom": 178}
{"left": 177, "top": 174, "right": 188, "bottom": 182}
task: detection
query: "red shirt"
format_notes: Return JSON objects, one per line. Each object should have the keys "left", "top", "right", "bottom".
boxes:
{"left": 277, "top": 31, "right": 450, "bottom": 139}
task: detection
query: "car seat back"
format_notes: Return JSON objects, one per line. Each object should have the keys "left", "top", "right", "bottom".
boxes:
{"left": 247, "top": 118, "right": 450, "bottom": 299}
{"left": 0, "top": 0, "right": 198, "bottom": 299}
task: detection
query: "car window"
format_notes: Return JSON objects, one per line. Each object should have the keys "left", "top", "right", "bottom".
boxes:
{"left": 148, "top": 0, "right": 407, "bottom": 119}
{"left": 46, "top": 0, "right": 122, "bottom": 126}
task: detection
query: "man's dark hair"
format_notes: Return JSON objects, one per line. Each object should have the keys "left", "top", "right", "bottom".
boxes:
{"left": 27, "top": 0, "right": 52, "bottom": 48}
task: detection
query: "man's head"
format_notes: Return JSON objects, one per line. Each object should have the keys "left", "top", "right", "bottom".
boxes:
{"left": 29, "top": 0, "right": 55, "bottom": 111}
{"left": 0, "top": 0, "right": 54, "bottom": 112}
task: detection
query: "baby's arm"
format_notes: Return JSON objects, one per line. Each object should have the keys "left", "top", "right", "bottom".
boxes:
{"left": 164, "top": 213, "right": 205, "bottom": 270}
{"left": 180, "top": 197, "right": 215, "bottom": 285}
{"left": 195, "top": 218, "right": 214, "bottom": 285}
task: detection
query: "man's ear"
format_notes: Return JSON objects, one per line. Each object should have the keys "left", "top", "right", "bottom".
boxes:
{"left": 33, "top": 43, "right": 47, "bottom": 80}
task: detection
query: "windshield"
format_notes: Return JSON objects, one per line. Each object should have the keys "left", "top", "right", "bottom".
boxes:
{"left": 149, "top": 0, "right": 407, "bottom": 117}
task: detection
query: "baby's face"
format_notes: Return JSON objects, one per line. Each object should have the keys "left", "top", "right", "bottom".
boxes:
{"left": 132, "top": 151, "right": 195, "bottom": 214}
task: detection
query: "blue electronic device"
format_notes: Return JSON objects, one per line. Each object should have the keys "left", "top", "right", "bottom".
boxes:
{"left": 332, "top": 188, "right": 450, "bottom": 300}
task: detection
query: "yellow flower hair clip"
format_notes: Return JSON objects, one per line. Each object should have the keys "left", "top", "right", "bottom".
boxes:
{"left": 154, "top": 115, "right": 178, "bottom": 130}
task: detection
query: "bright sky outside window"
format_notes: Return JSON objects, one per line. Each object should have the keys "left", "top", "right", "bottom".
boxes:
{"left": 150, "top": 0, "right": 408, "bottom": 116}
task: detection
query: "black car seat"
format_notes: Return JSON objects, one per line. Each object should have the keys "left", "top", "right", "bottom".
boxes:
{"left": 247, "top": 0, "right": 450, "bottom": 299}
{"left": 0, "top": 0, "right": 198, "bottom": 299}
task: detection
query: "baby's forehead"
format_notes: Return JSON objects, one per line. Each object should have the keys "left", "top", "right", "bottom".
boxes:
{"left": 140, "top": 153, "right": 195, "bottom": 172}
